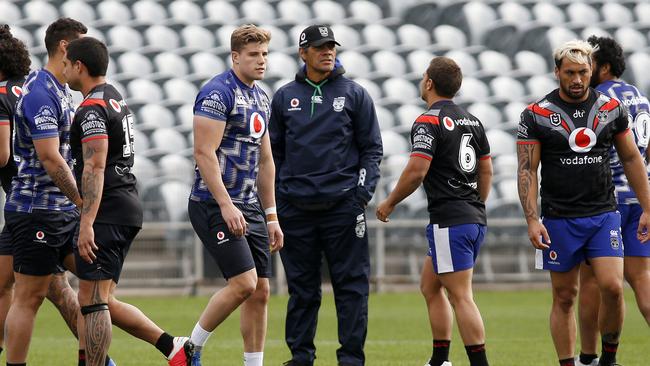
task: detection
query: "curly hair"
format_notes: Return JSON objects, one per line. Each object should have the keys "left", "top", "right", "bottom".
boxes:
{"left": 587, "top": 35, "right": 626, "bottom": 78}
{"left": 0, "top": 24, "right": 31, "bottom": 79}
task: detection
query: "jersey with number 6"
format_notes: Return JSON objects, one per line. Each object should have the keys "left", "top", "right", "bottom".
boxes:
{"left": 596, "top": 80, "right": 650, "bottom": 204}
{"left": 411, "top": 99, "right": 490, "bottom": 227}
{"left": 70, "top": 83, "right": 142, "bottom": 228}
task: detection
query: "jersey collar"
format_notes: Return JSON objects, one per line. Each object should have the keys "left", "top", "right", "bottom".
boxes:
{"left": 229, "top": 69, "right": 255, "bottom": 91}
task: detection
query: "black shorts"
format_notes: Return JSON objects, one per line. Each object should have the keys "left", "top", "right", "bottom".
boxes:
{"left": 5, "top": 209, "right": 78, "bottom": 276}
{"left": 74, "top": 223, "right": 140, "bottom": 284}
{"left": 0, "top": 223, "right": 12, "bottom": 256}
{"left": 188, "top": 199, "right": 271, "bottom": 280}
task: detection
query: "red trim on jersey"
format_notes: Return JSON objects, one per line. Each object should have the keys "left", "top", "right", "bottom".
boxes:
{"left": 80, "top": 98, "right": 107, "bottom": 107}
{"left": 600, "top": 98, "right": 619, "bottom": 112}
{"left": 415, "top": 115, "right": 439, "bottom": 125}
{"left": 615, "top": 128, "right": 631, "bottom": 137}
{"left": 528, "top": 103, "right": 571, "bottom": 133}
{"left": 81, "top": 135, "right": 108, "bottom": 143}
{"left": 516, "top": 140, "right": 540, "bottom": 145}
{"left": 0, "top": 87, "right": 6, "bottom": 95}
{"left": 479, "top": 155, "right": 491, "bottom": 161}
{"left": 0, "top": 121, "right": 10, "bottom": 126}
{"left": 410, "top": 152, "right": 432, "bottom": 161}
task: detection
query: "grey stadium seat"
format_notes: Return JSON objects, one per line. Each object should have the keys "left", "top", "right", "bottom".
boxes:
{"left": 175, "top": 104, "right": 194, "bottom": 131}
{"left": 0, "top": 1, "right": 21, "bottom": 25}
{"left": 444, "top": 50, "right": 478, "bottom": 76}
{"left": 396, "top": 24, "right": 431, "bottom": 50}
{"left": 150, "top": 128, "right": 188, "bottom": 155}
{"left": 240, "top": 0, "right": 276, "bottom": 24}
{"left": 338, "top": 51, "right": 371, "bottom": 78}
{"left": 380, "top": 130, "right": 409, "bottom": 157}
{"left": 402, "top": 2, "right": 439, "bottom": 31}
{"left": 486, "top": 129, "right": 516, "bottom": 158}
{"left": 362, "top": 24, "right": 397, "bottom": 50}
{"left": 180, "top": 25, "right": 215, "bottom": 51}
{"left": 395, "top": 104, "right": 425, "bottom": 132}
{"left": 95, "top": 1, "right": 132, "bottom": 26}
{"left": 498, "top": 2, "right": 532, "bottom": 25}
{"left": 349, "top": 0, "right": 384, "bottom": 24}
{"left": 467, "top": 102, "right": 502, "bottom": 130}
{"left": 204, "top": 0, "right": 239, "bottom": 25}
{"left": 330, "top": 24, "right": 361, "bottom": 50}
{"left": 456, "top": 77, "right": 490, "bottom": 103}
{"left": 601, "top": 2, "right": 634, "bottom": 26}
{"left": 526, "top": 75, "right": 557, "bottom": 101}
{"left": 158, "top": 154, "right": 195, "bottom": 185}
{"left": 312, "top": 0, "right": 347, "bottom": 24}
{"left": 138, "top": 104, "right": 175, "bottom": 130}
{"left": 132, "top": 155, "right": 157, "bottom": 190}
{"left": 566, "top": 2, "right": 600, "bottom": 28}
{"left": 372, "top": 50, "right": 407, "bottom": 78}
{"left": 144, "top": 25, "right": 180, "bottom": 51}
{"left": 267, "top": 53, "right": 298, "bottom": 79}
{"left": 353, "top": 78, "right": 382, "bottom": 101}
{"left": 108, "top": 26, "right": 144, "bottom": 51}
{"left": 381, "top": 78, "right": 419, "bottom": 104}
{"left": 461, "top": 1, "right": 497, "bottom": 45}
{"left": 159, "top": 181, "right": 192, "bottom": 222}
{"left": 189, "top": 52, "right": 226, "bottom": 79}
{"left": 432, "top": 25, "right": 467, "bottom": 51}
{"left": 375, "top": 106, "right": 395, "bottom": 130}
{"left": 131, "top": 0, "right": 168, "bottom": 25}
{"left": 503, "top": 102, "right": 528, "bottom": 126}
{"left": 168, "top": 0, "right": 204, "bottom": 25}
{"left": 153, "top": 52, "right": 189, "bottom": 78}
{"left": 127, "top": 79, "right": 164, "bottom": 104}
{"left": 60, "top": 0, "right": 95, "bottom": 25}
{"left": 9, "top": 26, "right": 34, "bottom": 49}
{"left": 23, "top": 0, "right": 59, "bottom": 25}
{"left": 261, "top": 24, "right": 289, "bottom": 51}
{"left": 532, "top": 3, "right": 566, "bottom": 25}
{"left": 615, "top": 27, "right": 646, "bottom": 51}
{"left": 635, "top": 3, "right": 650, "bottom": 25}
{"left": 277, "top": 0, "right": 313, "bottom": 24}
{"left": 513, "top": 50, "right": 548, "bottom": 76}
{"left": 477, "top": 50, "right": 512, "bottom": 76}
{"left": 116, "top": 52, "right": 154, "bottom": 79}
{"left": 407, "top": 50, "right": 435, "bottom": 75}
{"left": 163, "top": 79, "right": 199, "bottom": 105}
{"left": 490, "top": 77, "right": 526, "bottom": 102}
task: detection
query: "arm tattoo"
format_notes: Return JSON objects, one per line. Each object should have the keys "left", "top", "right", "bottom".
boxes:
{"left": 517, "top": 144, "right": 538, "bottom": 221}
{"left": 51, "top": 164, "right": 81, "bottom": 204}
{"left": 81, "top": 144, "right": 102, "bottom": 215}
{"left": 85, "top": 282, "right": 111, "bottom": 366}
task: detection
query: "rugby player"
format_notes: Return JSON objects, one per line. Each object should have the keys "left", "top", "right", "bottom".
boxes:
{"left": 377, "top": 56, "right": 492, "bottom": 366}
{"left": 187, "top": 24, "right": 283, "bottom": 366}
{"left": 64, "top": 36, "right": 194, "bottom": 366}
{"left": 575, "top": 35, "right": 650, "bottom": 366}
{"left": 516, "top": 40, "right": 650, "bottom": 366}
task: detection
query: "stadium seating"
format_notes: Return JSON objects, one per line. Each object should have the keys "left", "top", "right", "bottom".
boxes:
{"left": 7, "top": 0, "right": 650, "bottom": 229}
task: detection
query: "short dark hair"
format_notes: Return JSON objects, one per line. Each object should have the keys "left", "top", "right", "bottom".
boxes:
{"left": 44, "top": 17, "right": 87, "bottom": 56}
{"left": 587, "top": 35, "right": 626, "bottom": 78}
{"left": 0, "top": 24, "right": 31, "bottom": 78}
{"left": 426, "top": 56, "right": 462, "bottom": 98}
{"left": 66, "top": 37, "right": 108, "bottom": 77}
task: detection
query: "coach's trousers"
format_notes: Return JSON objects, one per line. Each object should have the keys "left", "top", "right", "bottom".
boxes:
{"left": 279, "top": 197, "right": 370, "bottom": 366}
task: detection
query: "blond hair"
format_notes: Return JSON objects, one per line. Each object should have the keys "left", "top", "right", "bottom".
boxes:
{"left": 231, "top": 24, "right": 271, "bottom": 52}
{"left": 553, "top": 39, "right": 593, "bottom": 68}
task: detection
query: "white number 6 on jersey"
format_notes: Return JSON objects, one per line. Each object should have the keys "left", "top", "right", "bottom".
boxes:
{"left": 459, "top": 133, "right": 477, "bottom": 172}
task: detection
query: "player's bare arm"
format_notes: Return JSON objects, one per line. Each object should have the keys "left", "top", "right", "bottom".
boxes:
{"left": 78, "top": 138, "right": 108, "bottom": 264}
{"left": 33, "top": 136, "right": 82, "bottom": 207}
{"left": 257, "top": 133, "right": 283, "bottom": 252}
{"left": 614, "top": 130, "right": 650, "bottom": 242}
{"left": 0, "top": 124, "right": 10, "bottom": 167}
{"left": 376, "top": 155, "right": 430, "bottom": 222}
{"left": 476, "top": 157, "right": 493, "bottom": 202}
{"left": 516, "top": 143, "right": 550, "bottom": 249}
{"left": 193, "top": 115, "right": 247, "bottom": 237}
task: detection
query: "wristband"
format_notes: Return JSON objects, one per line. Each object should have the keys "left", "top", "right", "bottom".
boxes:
{"left": 267, "top": 220, "right": 279, "bottom": 225}
{"left": 264, "top": 206, "right": 277, "bottom": 215}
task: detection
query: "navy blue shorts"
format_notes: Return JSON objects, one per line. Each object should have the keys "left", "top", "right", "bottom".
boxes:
{"left": 5, "top": 209, "right": 78, "bottom": 276}
{"left": 74, "top": 223, "right": 140, "bottom": 283}
{"left": 619, "top": 203, "right": 650, "bottom": 257}
{"left": 426, "top": 223, "right": 487, "bottom": 274}
{"left": 0, "top": 223, "right": 12, "bottom": 256}
{"left": 536, "top": 211, "right": 623, "bottom": 272}
{"left": 188, "top": 199, "right": 271, "bottom": 280}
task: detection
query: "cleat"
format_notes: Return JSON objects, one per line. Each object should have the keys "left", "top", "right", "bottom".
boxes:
{"left": 424, "top": 362, "right": 452, "bottom": 366}
{"left": 106, "top": 358, "right": 117, "bottom": 366}
{"left": 167, "top": 337, "right": 194, "bottom": 366}
{"left": 191, "top": 349, "right": 202, "bottom": 366}
{"left": 576, "top": 358, "right": 599, "bottom": 366}
{"left": 282, "top": 361, "right": 310, "bottom": 366}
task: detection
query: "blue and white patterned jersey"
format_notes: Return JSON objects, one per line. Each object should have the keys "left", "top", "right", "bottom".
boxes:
{"left": 597, "top": 79, "right": 650, "bottom": 204}
{"left": 5, "top": 69, "right": 76, "bottom": 212}
{"left": 190, "top": 69, "right": 271, "bottom": 204}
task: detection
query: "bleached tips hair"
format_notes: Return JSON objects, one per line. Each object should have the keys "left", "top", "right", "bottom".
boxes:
{"left": 553, "top": 39, "right": 594, "bottom": 68}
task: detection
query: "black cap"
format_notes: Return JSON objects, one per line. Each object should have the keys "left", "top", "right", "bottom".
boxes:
{"left": 299, "top": 25, "right": 341, "bottom": 48}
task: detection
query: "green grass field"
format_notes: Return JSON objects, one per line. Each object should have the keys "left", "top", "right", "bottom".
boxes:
{"left": 6, "top": 289, "right": 649, "bottom": 365}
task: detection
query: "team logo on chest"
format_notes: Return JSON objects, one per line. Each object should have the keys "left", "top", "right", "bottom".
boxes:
{"left": 549, "top": 113, "right": 562, "bottom": 127}
{"left": 249, "top": 112, "right": 266, "bottom": 138}
{"left": 568, "top": 127, "right": 597, "bottom": 153}
{"left": 333, "top": 97, "right": 345, "bottom": 112}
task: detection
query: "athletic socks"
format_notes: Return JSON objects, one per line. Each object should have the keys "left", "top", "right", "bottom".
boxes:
{"left": 190, "top": 323, "right": 212, "bottom": 352}
{"left": 155, "top": 332, "right": 175, "bottom": 358}
{"left": 429, "top": 339, "right": 451, "bottom": 366}
{"left": 7, "top": 363, "right": 26, "bottom": 366}
{"left": 559, "top": 358, "right": 575, "bottom": 366}
{"left": 600, "top": 340, "right": 619, "bottom": 365}
{"left": 580, "top": 353, "right": 598, "bottom": 365}
{"left": 243, "top": 352, "right": 263, "bottom": 366}
{"left": 465, "top": 344, "right": 489, "bottom": 366}
{"left": 79, "top": 350, "right": 86, "bottom": 366}
{"left": 0, "top": 347, "right": 3, "bottom": 356}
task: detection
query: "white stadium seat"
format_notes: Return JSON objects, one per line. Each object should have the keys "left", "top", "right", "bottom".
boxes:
{"left": 514, "top": 51, "right": 548, "bottom": 76}
{"left": 180, "top": 25, "right": 215, "bottom": 50}
{"left": 362, "top": 24, "right": 397, "bottom": 49}
{"left": 190, "top": 52, "right": 226, "bottom": 79}
{"left": 467, "top": 102, "right": 503, "bottom": 130}
{"left": 127, "top": 79, "right": 164, "bottom": 104}
{"left": 153, "top": 52, "right": 189, "bottom": 77}
{"left": 349, "top": 0, "right": 384, "bottom": 24}
{"left": 117, "top": 52, "right": 153, "bottom": 77}
{"left": 0, "top": 1, "right": 21, "bottom": 24}
{"left": 23, "top": 0, "right": 59, "bottom": 25}
{"left": 108, "top": 26, "right": 144, "bottom": 51}
{"left": 168, "top": 0, "right": 204, "bottom": 24}
{"left": 132, "top": 0, "right": 168, "bottom": 25}
{"left": 144, "top": 25, "right": 180, "bottom": 51}
{"left": 96, "top": 1, "right": 132, "bottom": 25}
{"left": 330, "top": 24, "right": 361, "bottom": 50}
{"left": 396, "top": 24, "right": 431, "bottom": 50}
{"left": 381, "top": 130, "right": 409, "bottom": 156}
{"left": 407, "top": 50, "right": 435, "bottom": 74}
{"left": 382, "top": 78, "right": 419, "bottom": 103}
{"left": 267, "top": 53, "right": 298, "bottom": 79}
{"left": 138, "top": 104, "right": 175, "bottom": 129}
{"left": 204, "top": 0, "right": 239, "bottom": 24}
{"left": 353, "top": 78, "right": 382, "bottom": 101}
{"left": 490, "top": 76, "right": 526, "bottom": 102}
{"left": 433, "top": 25, "right": 467, "bottom": 50}
{"left": 277, "top": 0, "right": 313, "bottom": 24}
{"left": 163, "top": 79, "right": 199, "bottom": 105}
{"left": 60, "top": 0, "right": 96, "bottom": 24}
{"left": 444, "top": 50, "right": 478, "bottom": 76}
{"left": 372, "top": 50, "right": 407, "bottom": 77}
{"left": 532, "top": 3, "right": 566, "bottom": 24}
{"left": 240, "top": 0, "right": 276, "bottom": 24}
{"left": 312, "top": 0, "right": 346, "bottom": 24}
{"left": 498, "top": 2, "right": 532, "bottom": 25}
{"left": 338, "top": 51, "right": 371, "bottom": 78}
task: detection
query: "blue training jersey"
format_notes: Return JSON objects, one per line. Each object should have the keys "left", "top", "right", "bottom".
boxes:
{"left": 5, "top": 69, "right": 76, "bottom": 212}
{"left": 190, "top": 69, "right": 271, "bottom": 204}
{"left": 596, "top": 79, "right": 650, "bottom": 204}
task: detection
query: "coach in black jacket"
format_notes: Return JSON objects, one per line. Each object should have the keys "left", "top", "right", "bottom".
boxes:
{"left": 269, "top": 25, "right": 383, "bottom": 366}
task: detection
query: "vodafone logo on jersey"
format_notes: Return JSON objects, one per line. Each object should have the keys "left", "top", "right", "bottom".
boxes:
{"left": 249, "top": 112, "right": 266, "bottom": 138}
{"left": 443, "top": 116, "right": 455, "bottom": 131}
{"left": 11, "top": 86, "right": 22, "bottom": 98}
{"left": 568, "top": 127, "right": 597, "bottom": 153}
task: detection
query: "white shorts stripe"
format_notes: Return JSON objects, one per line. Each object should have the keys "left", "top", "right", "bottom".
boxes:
{"left": 433, "top": 224, "right": 454, "bottom": 273}
{"left": 535, "top": 249, "right": 543, "bottom": 270}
